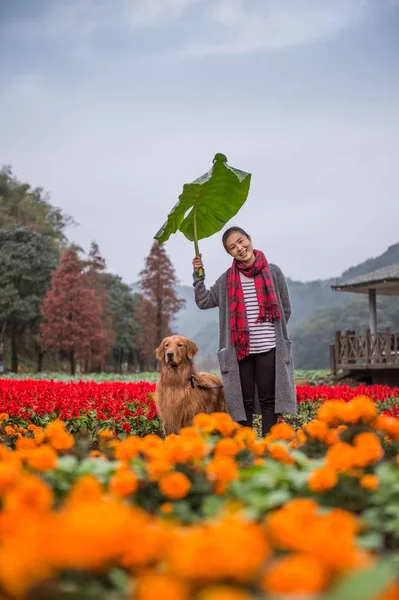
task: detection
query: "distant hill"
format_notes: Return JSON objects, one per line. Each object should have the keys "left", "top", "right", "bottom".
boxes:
{"left": 172, "top": 242, "right": 399, "bottom": 369}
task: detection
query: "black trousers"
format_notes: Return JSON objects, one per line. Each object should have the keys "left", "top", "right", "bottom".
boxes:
{"left": 238, "top": 348, "right": 278, "bottom": 435}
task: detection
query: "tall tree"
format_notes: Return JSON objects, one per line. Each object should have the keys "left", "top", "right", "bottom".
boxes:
{"left": 106, "top": 274, "right": 141, "bottom": 372}
{"left": 40, "top": 248, "right": 108, "bottom": 375}
{"left": 0, "top": 227, "right": 58, "bottom": 372}
{"left": 136, "top": 242, "right": 185, "bottom": 368}
{"left": 84, "top": 241, "right": 116, "bottom": 370}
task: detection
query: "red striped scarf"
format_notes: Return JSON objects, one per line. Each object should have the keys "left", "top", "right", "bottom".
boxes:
{"left": 227, "top": 250, "right": 282, "bottom": 360}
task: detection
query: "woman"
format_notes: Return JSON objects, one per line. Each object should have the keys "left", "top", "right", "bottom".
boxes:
{"left": 192, "top": 226, "right": 296, "bottom": 435}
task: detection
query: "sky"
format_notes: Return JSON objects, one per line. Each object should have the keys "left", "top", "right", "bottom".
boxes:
{"left": 1, "top": 0, "right": 399, "bottom": 287}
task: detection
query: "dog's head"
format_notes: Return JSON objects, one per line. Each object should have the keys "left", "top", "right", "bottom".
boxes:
{"left": 155, "top": 335, "right": 199, "bottom": 367}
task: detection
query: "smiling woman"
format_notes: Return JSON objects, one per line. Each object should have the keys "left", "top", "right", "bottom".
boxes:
{"left": 192, "top": 226, "right": 296, "bottom": 435}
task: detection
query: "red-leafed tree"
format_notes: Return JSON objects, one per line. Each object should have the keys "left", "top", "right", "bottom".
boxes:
{"left": 40, "top": 247, "right": 108, "bottom": 374}
{"left": 135, "top": 242, "right": 185, "bottom": 369}
{"left": 84, "top": 241, "right": 116, "bottom": 370}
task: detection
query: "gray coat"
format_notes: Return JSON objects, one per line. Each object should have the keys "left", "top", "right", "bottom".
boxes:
{"left": 193, "top": 264, "right": 296, "bottom": 421}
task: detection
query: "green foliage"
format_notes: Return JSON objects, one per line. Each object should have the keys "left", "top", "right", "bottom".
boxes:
{"left": 0, "top": 165, "right": 72, "bottom": 246}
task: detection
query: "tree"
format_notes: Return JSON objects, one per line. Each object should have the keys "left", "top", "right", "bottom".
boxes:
{"left": 0, "top": 166, "right": 73, "bottom": 248}
{"left": 84, "top": 241, "right": 116, "bottom": 370}
{"left": 136, "top": 242, "right": 185, "bottom": 368}
{"left": 0, "top": 227, "right": 58, "bottom": 372}
{"left": 40, "top": 248, "right": 108, "bottom": 375}
{"left": 106, "top": 274, "right": 141, "bottom": 372}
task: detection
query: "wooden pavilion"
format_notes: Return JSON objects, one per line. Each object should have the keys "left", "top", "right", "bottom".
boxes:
{"left": 329, "top": 263, "right": 399, "bottom": 386}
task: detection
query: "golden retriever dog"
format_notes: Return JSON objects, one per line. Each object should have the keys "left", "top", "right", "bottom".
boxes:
{"left": 155, "top": 335, "right": 227, "bottom": 435}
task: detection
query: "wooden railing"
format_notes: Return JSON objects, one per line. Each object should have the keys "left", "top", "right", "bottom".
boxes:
{"left": 330, "top": 329, "right": 399, "bottom": 373}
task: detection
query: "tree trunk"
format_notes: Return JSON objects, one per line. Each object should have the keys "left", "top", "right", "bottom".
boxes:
{"left": 37, "top": 348, "right": 45, "bottom": 373}
{"left": 70, "top": 349, "right": 76, "bottom": 376}
{"left": 11, "top": 327, "right": 18, "bottom": 373}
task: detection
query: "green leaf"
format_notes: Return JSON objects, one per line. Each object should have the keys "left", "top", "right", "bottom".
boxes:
{"left": 154, "top": 153, "right": 251, "bottom": 243}
{"left": 322, "top": 560, "right": 396, "bottom": 600}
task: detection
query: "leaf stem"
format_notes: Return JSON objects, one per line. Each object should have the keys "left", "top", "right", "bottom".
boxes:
{"left": 193, "top": 206, "right": 203, "bottom": 276}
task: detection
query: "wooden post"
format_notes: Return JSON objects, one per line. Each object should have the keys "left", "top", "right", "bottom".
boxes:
{"left": 368, "top": 288, "right": 377, "bottom": 335}
{"left": 335, "top": 331, "right": 341, "bottom": 368}
{"left": 344, "top": 330, "right": 351, "bottom": 365}
{"left": 385, "top": 327, "right": 392, "bottom": 364}
{"left": 330, "top": 344, "right": 336, "bottom": 374}
{"left": 365, "top": 328, "right": 371, "bottom": 364}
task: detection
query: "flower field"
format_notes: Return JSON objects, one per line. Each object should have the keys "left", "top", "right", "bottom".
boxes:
{"left": 0, "top": 379, "right": 399, "bottom": 598}
{"left": 1, "top": 378, "right": 399, "bottom": 437}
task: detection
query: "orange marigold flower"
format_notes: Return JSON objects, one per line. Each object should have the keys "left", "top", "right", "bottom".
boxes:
{"left": 292, "top": 428, "right": 307, "bottom": 448}
{"left": 135, "top": 574, "right": 189, "bottom": 600}
{"left": 0, "top": 463, "right": 20, "bottom": 494}
{"left": 326, "top": 442, "right": 355, "bottom": 472}
{"left": 99, "top": 429, "right": 114, "bottom": 439}
{"left": 343, "top": 396, "right": 378, "bottom": 424}
{"left": 4, "top": 474, "right": 53, "bottom": 513}
{"left": 212, "top": 412, "right": 238, "bottom": 437}
{"left": 163, "top": 434, "right": 207, "bottom": 464}
{"left": 26, "top": 444, "right": 58, "bottom": 472}
{"left": 110, "top": 468, "right": 138, "bottom": 497}
{"left": 269, "top": 422, "right": 295, "bottom": 441}
{"left": 147, "top": 457, "right": 173, "bottom": 482}
{"left": 308, "top": 465, "right": 338, "bottom": 492}
{"left": 168, "top": 518, "right": 269, "bottom": 582}
{"left": 317, "top": 400, "right": 346, "bottom": 425}
{"left": 193, "top": 413, "right": 217, "bottom": 433}
{"left": 114, "top": 436, "right": 141, "bottom": 462}
{"left": 197, "top": 585, "right": 252, "bottom": 600}
{"left": 214, "top": 438, "right": 240, "bottom": 458}
{"left": 159, "top": 472, "right": 191, "bottom": 499}
{"left": 45, "top": 420, "right": 74, "bottom": 451}
{"left": 207, "top": 456, "right": 239, "bottom": 486}
{"left": 360, "top": 474, "right": 379, "bottom": 491}
{"left": 375, "top": 415, "right": 399, "bottom": 440}
{"left": 0, "top": 413, "right": 9, "bottom": 421}
{"left": 268, "top": 443, "right": 294, "bottom": 464}
{"left": 234, "top": 427, "right": 257, "bottom": 448}
{"left": 352, "top": 432, "right": 384, "bottom": 466}
{"left": 16, "top": 437, "right": 37, "bottom": 451}
{"left": 67, "top": 475, "right": 104, "bottom": 505}
{"left": 4, "top": 426, "right": 16, "bottom": 436}
{"left": 140, "top": 434, "right": 164, "bottom": 458}
{"left": 304, "top": 419, "right": 331, "bottom": 441}
{"left": 261, "top": 553, "right": 329, "bottom": 594}
{"left": 33, "top": 429, "right": 45, "bottom": 443}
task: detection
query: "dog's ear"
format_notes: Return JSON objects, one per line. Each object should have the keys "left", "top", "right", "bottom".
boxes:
{"left": 155, "top": 340, "right": 165, "bottom": 361}
{"left": 187, "top": 340, "right": 199, "bottom": 360}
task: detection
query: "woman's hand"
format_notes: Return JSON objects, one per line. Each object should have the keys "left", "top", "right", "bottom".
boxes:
{"left": 192, "top": 254, "right": 204, "bottom": 274}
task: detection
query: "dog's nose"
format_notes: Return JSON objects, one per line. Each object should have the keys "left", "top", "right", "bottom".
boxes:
{"left": 167, "top": 352, "right": 174, "bottom": 359}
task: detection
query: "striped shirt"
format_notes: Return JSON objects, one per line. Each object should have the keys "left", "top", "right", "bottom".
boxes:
{"left": 239, "top": 272, "right": 276, "bottom": 354}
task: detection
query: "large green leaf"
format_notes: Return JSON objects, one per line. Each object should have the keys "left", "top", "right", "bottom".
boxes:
{"left": 154, "top": 153, "right": 251, "bottom": 243}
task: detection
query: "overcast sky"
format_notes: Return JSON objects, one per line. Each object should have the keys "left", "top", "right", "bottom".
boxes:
{"left": 1, "top": 0, "right": 399, "bottom": 287}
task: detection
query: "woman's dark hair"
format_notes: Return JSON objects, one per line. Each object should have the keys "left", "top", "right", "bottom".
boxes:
{"left": 222, "top": 226, "right": 251, "bottom": 252}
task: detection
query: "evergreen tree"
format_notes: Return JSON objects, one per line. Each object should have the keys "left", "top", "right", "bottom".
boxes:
{"left": 0, "top": 227, "right": 57, "bottom": 372}
{"left": 40, "top": 248, "right": 108, "bottom": 374}
{"left": 136, "top": 242, "right": 185, "bottom": 368}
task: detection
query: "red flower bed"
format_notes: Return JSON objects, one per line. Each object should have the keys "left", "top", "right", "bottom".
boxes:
{"left": 0, "top": 379, "right": 158, "bottom": 435}
{"left": 297, "top": 384, "right": 399, "bottom": 404}
{"left": 0, "top": 380, "right": 398, "bottom": 434}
